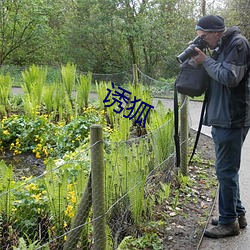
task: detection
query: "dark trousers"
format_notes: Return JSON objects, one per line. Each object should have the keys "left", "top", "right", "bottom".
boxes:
{"left": 211, "top": 126, "right": 249, "bottom": 225}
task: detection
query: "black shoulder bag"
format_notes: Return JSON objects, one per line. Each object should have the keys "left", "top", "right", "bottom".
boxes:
{"left": 174, "top": 58, "right": 210, "bottom": 168}
{"left": 175, "top": 58, "right": 208, "bottom": 97}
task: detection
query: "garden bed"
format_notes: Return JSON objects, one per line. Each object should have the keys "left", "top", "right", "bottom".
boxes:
{"left": 0, "top": 130, "right": 217, "bottom": 250}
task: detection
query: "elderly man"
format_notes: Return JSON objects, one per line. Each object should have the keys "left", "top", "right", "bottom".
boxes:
{"left": 192, "top": 15, "right": 250, "bottom": 238}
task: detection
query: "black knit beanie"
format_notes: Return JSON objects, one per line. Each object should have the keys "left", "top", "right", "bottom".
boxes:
{"left": 195, "top": 15, "right": 225, "bottom": 32}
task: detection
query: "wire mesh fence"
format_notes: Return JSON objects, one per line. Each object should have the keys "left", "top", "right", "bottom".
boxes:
{"left": 1, "top": 64, "right": 175, "bottom": 98}
{"left": 0, "top": 65, "right": 190, "bottom": 249}
{"left": 138, "top": 68, "right": 175, "bottom": 94}
{"left": 0, "top": 117, "right": 186, "bottom": 249}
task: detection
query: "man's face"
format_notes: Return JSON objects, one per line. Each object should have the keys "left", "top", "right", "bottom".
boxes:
{"left": 196, "top": 30, "right": 221, "bottom": 49}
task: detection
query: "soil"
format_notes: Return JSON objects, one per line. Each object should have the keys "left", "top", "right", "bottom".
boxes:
{"left": 0, "top": 152, "right": 45, "bottom": 180}
{"left": 158, "top": 130, "right": 217, "bottom": 250}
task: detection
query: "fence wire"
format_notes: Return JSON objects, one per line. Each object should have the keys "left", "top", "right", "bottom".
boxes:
{"left": 0, "top": 67, "right": 191, "bottom": 249}
{"left": 137, "top": 68, "right": 175, "bottom": 96}
{"left": 91, "top": 71, "right": 133, "bottom": 86}
{"left": 0, "top": 117, "right": 185, "bottom": 249}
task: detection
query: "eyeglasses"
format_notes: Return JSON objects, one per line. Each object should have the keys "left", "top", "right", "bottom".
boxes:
{"left": 198, "top": 32, "right": 214, "bottom": 40}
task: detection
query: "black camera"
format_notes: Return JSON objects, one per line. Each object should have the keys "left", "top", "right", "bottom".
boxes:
{"left": 176, "top": 36, "right": 208, "bottom": 64}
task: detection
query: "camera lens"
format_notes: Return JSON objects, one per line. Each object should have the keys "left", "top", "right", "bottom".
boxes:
{"left": 176, "top": 37, "right": 208, "bottom": 63}
{"left": 176, "top": 45, "right": 198, "bottom": 63}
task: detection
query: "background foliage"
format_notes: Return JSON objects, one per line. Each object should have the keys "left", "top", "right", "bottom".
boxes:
{"left": 1, "top": 0, "right": 248, "bottom": 80}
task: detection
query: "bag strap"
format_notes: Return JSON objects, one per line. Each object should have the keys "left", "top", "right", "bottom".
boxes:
{"left": 174, "top": 80, "right": 180, "bottom": 168}
{"left": 188, "top": 91, "right": 208, "bottom": 164}
{"left": 174, "top": 81, "right": 208, "bottom": 168}
{"left": 174, "top": 48, "right": 211, "bottom": 167}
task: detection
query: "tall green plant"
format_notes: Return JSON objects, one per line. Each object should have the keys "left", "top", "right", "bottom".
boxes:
{"left": 52, "top": 82, "right": 73, "bottom": 122}
{"left": 110, "top": 115, "right": 132, "bottom": 141}
{"left": 0, "top": 161, "right": 14, "bottom": 222}
{"left": 43, "top": 84, "right": 55, "bottom": 114}
{"left": 105, "top": 137, "right": 152, "bottom": 225}
{"left": 96, "top": 81, "right": 115, "bottom": 127}
{"left": 61, "top": 63, "right": 76, "bottom": 101}
{"left": 146, "top": 100, "right": 174, "bottom": 163}
{"left": 0, "top": 73, "right": 12, "bottom": 116}
{"left": 127, "top": 83, "right": 154, "bottom": 128}
{"left": 126, "top": 140, "right": 150, "bottom": 224}
{"left": 96, "top": 81, "right": 110, "bottom": 110}
{"left": 128, "top": 83, "right": 153, "bottom": 106}
{"left": 76, "top": 72, "right": 92, "bottom": 112}
{"left": 21, "top": 65, "right": 47, "bottom": 118}
{"left": 43, "top": 159, "right": 68, "bottom": 231}
{"left": 13, "top": 235, "right": 48, "bottom": 250}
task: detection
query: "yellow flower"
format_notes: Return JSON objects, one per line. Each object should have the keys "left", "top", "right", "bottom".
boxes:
{"left": 3, "top": 130, "right": 9, "bottom": 135}
{"left": 26, "top": 183, "right": 37, "bottom": 191}
{"left": 65, "top": 205, "right": 74, "bottom": 218}
{"left": 43, "top": 147, "right": 49, "bottom": 157}
{"left": 36, "top": 152, "right": 41, "bottom": 159}
{"left": 32, "top": 193, "right": 42, "bottom": 201}
{"left": 21, "top": 176, "right": 32, "bottom": 181}
{"left": 14, "top": 149, "right": 22, "bottom": 155}
{"left": 12, "top": 207, "right": 17, "bottom": 212}
{"left": 71, "top": 195, "right": 76, "bottom": 204}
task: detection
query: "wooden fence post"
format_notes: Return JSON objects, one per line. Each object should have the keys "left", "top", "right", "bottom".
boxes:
{"left": 91, "top": 124, "right": 106, "bottom": 250}
{"left": 133, "top": 64, "right": 138, "bottom": 86}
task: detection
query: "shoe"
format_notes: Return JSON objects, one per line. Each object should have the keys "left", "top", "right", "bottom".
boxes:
{"left": 204, "top": 222, "right": 240, "bottom": 238}
{"left": 211, "top": 214, "right": 247, "bottom": 229}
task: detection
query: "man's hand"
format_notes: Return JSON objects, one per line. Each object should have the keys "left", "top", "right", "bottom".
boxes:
{"left": 192, "top": 47, "right": 207, "bottom": 64}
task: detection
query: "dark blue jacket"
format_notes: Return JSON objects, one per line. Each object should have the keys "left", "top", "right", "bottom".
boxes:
{"left": 203, "top": 26, "right": 250, "bottom": 128}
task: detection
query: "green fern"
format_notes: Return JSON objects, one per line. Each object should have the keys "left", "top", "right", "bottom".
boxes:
{"left": 76, "top": 72, "right": 92, "bottom": 110}
{"left": 60, "top": 62, "right": 76, "bottom": 100}
{"left": 43, "top": 159, "right": 68, "bottom": 228}
{"left": 0, "top": 73, "right": 12, "bottom": 116}
{"left": 0, "top": 160, "right": 14, "bottom": 221}
{"left": 146, "top": 100, "right": 174, "bottom": 163}
{"left": 96, "top": 81, "right": 116, "bottom": 126}
{"left": 21, "top": 65, "right": 47, "bottom": 118}
{"left": 43, "top": 84, "right": 55, "bottom": 113}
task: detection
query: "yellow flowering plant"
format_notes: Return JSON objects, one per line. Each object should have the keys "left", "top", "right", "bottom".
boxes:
{"left": 0, "top": 106, "right": 105, "bottom": 158}
{"left": 11, "top": 176, "right": 49, "bottom": 240}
